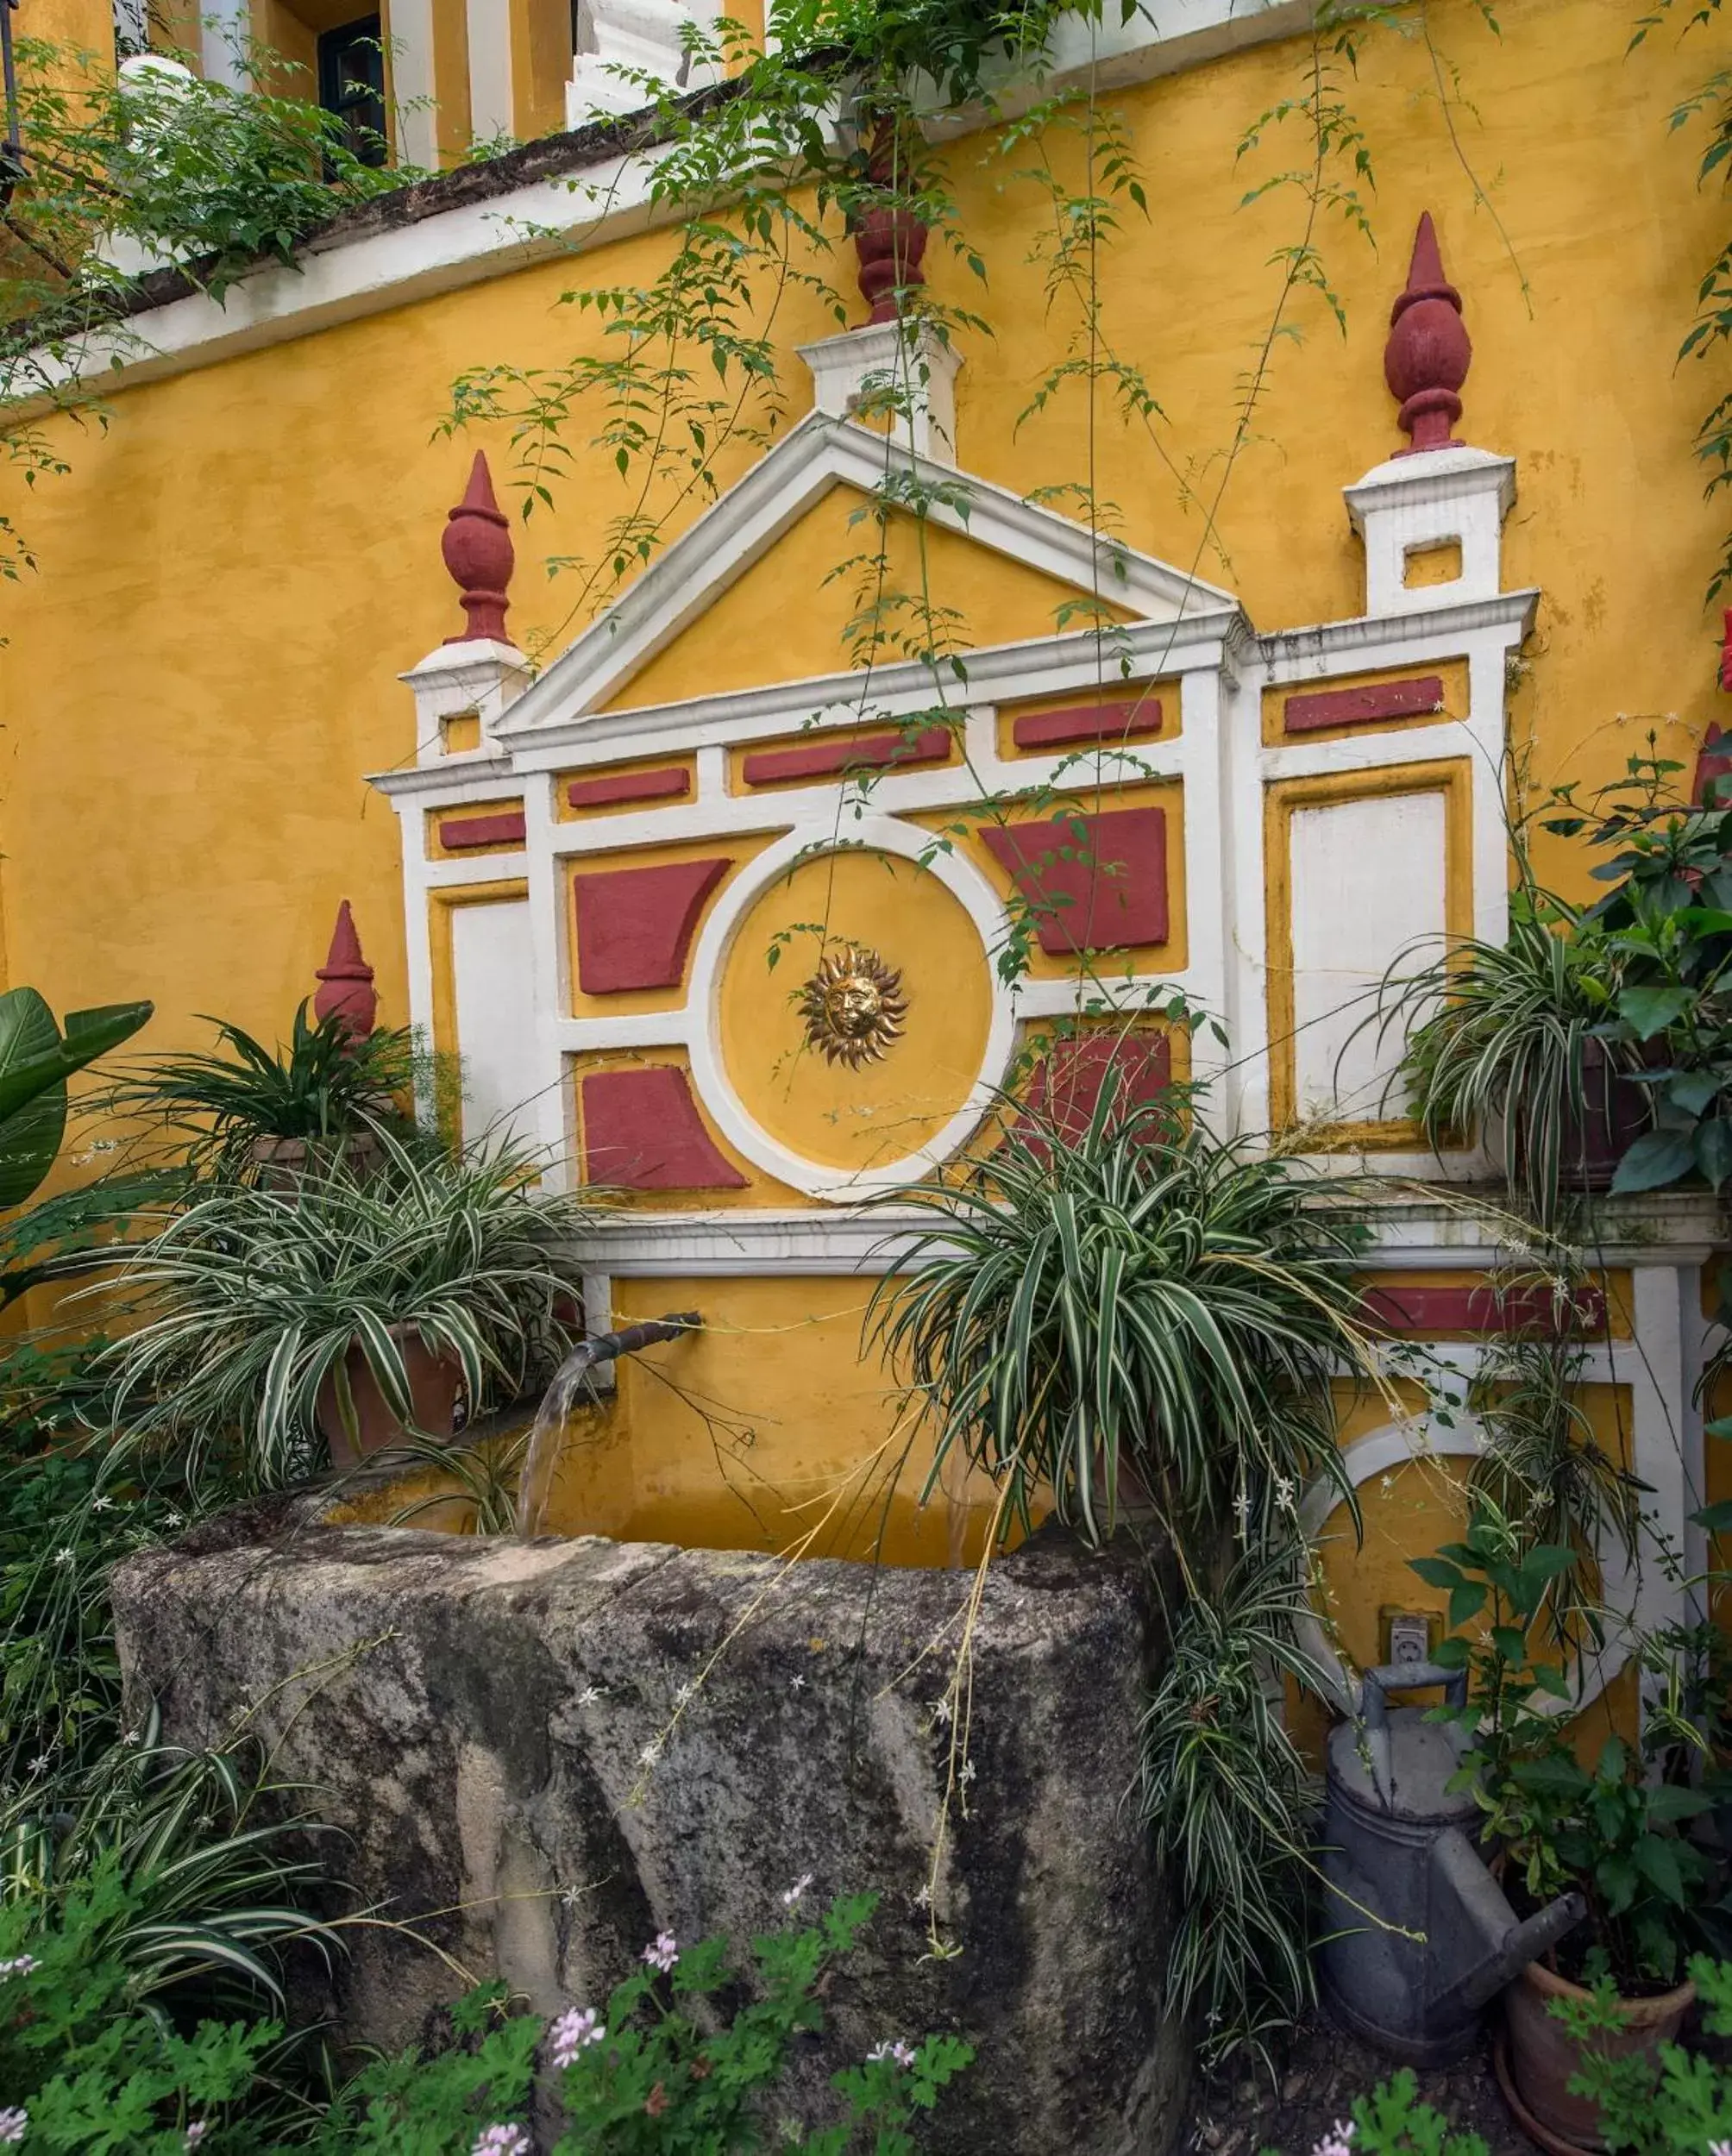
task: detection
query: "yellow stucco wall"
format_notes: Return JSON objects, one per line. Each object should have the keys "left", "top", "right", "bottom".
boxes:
{"left": 0, "top": 0, "right": 1722, "bottom": 1683}
{"left": 1, "top": 0, "right": 1721, "bottom": 1065}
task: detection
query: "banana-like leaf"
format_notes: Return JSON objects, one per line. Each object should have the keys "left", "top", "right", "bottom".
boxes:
{"left": 0, "top": 991, "right": 153, "bottom": 1210}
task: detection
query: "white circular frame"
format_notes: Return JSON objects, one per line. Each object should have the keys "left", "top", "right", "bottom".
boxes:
{"left": 686, "top": 818, "right": 1017, "bottom": 1202}
{"left": 1295, "top": 1413, "right": 1632, "bottom": 1717}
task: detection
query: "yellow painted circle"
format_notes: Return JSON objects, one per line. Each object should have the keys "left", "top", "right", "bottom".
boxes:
{"left": 718, "top": 849, "right": 994, "bottom": 1175}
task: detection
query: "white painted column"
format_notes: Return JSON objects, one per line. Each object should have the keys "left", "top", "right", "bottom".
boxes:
{"left": 1626, "top": 1260, "right": 1707, "bottom": 1710}
{"left": 386, "top": 0, "right": 442, "bottom": 171}
{"left": 466, "top": 0, "right": 516, "bottom": 145}
{"left": 199, "top": 0, "right": 250, "bottom": 87}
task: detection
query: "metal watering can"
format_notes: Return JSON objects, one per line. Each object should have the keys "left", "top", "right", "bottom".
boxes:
{"left": 1319, "top": 1661, "right": 1585, "bottom": 2065}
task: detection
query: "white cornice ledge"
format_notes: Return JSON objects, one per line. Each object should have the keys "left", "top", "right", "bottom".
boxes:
{"left": 11, "top": 0, "right": 1313, "bottom": 409}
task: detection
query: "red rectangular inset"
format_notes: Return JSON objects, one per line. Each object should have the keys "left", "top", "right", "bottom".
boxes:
{"left": 1012, "top": 699, "right": 1162, "bottom": 752}
{"left": 567, "top": 767, "right": 691, "bottom": 812}
{"left": 741, "top": 725, "right": 951, "bottom": 787}
{"left": 438, "top": 809, "right": 527, "bottom": 851}
{"left": 1363, "top": 1282, "right": 1607, "bottom": 1335}
{"left": 1283, "top": 676, "right": 1446, "bottom": 735}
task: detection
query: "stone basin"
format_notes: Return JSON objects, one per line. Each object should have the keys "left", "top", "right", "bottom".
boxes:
{"left": 112, "top": 1499, "right": 1184, "bottom": 2153}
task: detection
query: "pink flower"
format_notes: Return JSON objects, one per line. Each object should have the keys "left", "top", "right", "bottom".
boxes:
{"left": 868, "top": 2039, "right": 917, "bottom": 2068}
{"left": 643, "top": 1930, "right": 679, "bottom": 1973}
{"left": 185, "top": 2125, "right": 209, "bottom": 2151}
{"left": 550, "top": 2004, "right": 606, "bottom": 2068}
{"left": 470, "top": 2130, "right": 530, "bottom": 2156}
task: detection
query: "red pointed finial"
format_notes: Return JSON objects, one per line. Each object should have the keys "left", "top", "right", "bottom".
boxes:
{"left": 852, "top": 116, "right": 928, "bottom": 325}
{"left": 314, "top": 900, "right": 378, "bottom": 1038}
{"left": 441, "top": 452, "right": 514, "bottom": 645}
{"left": 1384, "top": 212, "right": 1472, "bottom": 455}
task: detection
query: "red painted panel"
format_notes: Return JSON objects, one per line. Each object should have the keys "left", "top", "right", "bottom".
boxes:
{"left": 741, "top": 725, "right": 951, "bottom": 787}
{"left": 1011, "top": 700, "right": 1162, "bottom": 752}
{"left": 1282, "top": 676, "right": 1446, "bottom": 735}
{"left": 580, "top": 1067, "right": 749, "bottom": 1189}
{"left": 567, "top": 767, "right": 692, "bottom": 812}
{"left": 439, "top": 808, "right": 527, "bottom": 851}
{"left": 1363, "top": 1282, "right": 1608, "bottom": 1336}
{"left": 574, "top": 857, "right": 729, "bottom": 994}
{"left": 1020, "top": 1034, "right": 1173, "bottom": 1148}
{"left": 981, "top": 807, "right": 1168, "bottom": 955}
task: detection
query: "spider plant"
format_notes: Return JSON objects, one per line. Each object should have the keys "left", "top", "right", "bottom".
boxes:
{"left": 0, "top": 1717, "right": 342, "bottom": 2010}
{"left": 869, "top": 1087, "right": 1376, "bottom": 1569}
{"left": 1384, "top": 891, "right": 1641, "bottom": 1229}
{"left": 90, "top": 1131, "right": 595, "bottom": 1488}
{"left": 1138, "top": 1551, "right": 1325, "bottom": 2073}
{"left": 1466, "top": 1321, "right": 1641, "bottom": 1648}
{"left": 100, "top": 1000, "right": 419, "bottom": 1177}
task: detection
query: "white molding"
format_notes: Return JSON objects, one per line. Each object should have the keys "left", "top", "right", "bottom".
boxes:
{"left": 15, "top": 1, "right": 1313, "bottom": 407}
{"left": 1345, "top": 447, "right": 1517, "bottom": 618}
{"left": 492, "top": 413, "right": 1235, "bottom": 738}
{"left": 798, "top": 321, "right": 960, "bottom": 466}
{"left": 682, "top": 818, "right": 1018, "bottom": 1200}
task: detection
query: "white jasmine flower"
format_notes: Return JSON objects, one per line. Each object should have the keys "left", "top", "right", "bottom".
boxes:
{"left": 91, "top": 1496, "right": 113, "bottom": 1512}
{"left": 163, "top": 1510, "right": 185, "bottom": 1527}
{"left": 576, "top": 1684, "right": 604, "bottom": 1706}
{"left": 637, "top": 1741, "right": 662, "bottom": 1769}
{"left": 789, "top": 1673, "right": 806, "bottom": 1692}
{"left": 781, "top": 1872, "right": 814, "bottom": 1908}
{"left": 53, "top": 1547, "right": 74, "bottom": 1565}
{"left": 25, "top": 1755, "right": 49, "bottom": 1777}
{"left": 643, "top": 1931, "right": 679, "bottom": 1973}
{"left": 958, "top": 1758, "right": 976, "bottom": 1787}
{"left": 929, "top": 1696, "right": 952, "bottom": 1726}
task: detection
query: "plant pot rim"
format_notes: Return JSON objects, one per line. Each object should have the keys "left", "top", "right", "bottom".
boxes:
{"left": 1519, "top": 1956, "right": 1696, "bottom": 2025}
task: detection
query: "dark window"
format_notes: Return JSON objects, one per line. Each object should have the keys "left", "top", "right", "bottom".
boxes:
{"left": 317, "top": 16, "right": 387, "bottom": 168}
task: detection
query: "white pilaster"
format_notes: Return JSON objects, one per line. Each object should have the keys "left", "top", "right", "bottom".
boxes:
{"left": 1344, "top": 446, "right": 1516, "bottom": 618}
{"left": 797, "top": 322, "right": 961, "bottom": 468}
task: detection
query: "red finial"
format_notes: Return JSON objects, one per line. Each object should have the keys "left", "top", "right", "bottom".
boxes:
{"left": 314, "top": 900, "right": 378, "bottom": 1038}
{"left": 441, "top": 452, "right": 514, "bottom": 645}
{"left": 1719, "top": 606, "right": 1732, "bottom": 694}
{"left": 852, "top": 117, "right": 928, "bottom": 325}
{"left": 1384, "top": 212, "right": 1472, "bottom": 455}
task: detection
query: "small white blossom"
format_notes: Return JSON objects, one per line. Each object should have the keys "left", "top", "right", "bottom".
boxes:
{"left": 643, "top": 1931, "right": 679, "bottom": 1974}
{"left": 928, "top": 1696, "right": 952, "bottom": 1726}
{"left": 674, "top": 1681, "right": 697, "bottom": 1708}
{"left": 122, "top": 1728, "right": 141, "bottom": 1745}
{"left": 576, "top": 1685, "right": 604, "bottom": 1707}
{"left": 1274, "top": 1475, "right": 1296, "bottom": 1510}
{"left": 781, "top": 1872, "right": 814, "bottom": 1908}
{"left": 0, "top": 1955, "right": 38, "bottom": 1980}
{"left": 958, "top": 1758, "right": 976, "bottom": 1787}
{"left": 164, "top": 1510, "right": 185, "bottom": 1528}
{"left": 549, "top": 2005, "right": 605, "bottom": 2068}
{"left": 788, "top": 1673, "right": 806, "bottom": 1692}
{"left": 185, "top": 2122, "right": 209, "bottom": 2150}
{"left": 91, "top": 1496, "right": 113, "bottom": 1512}
{"left": 560, "top": 1883, "right": 586, "bottom": 1908}
{"left": 471, "top": 2130, "right": 530, "bottom": 2156}
{"left": 53, "top": 1547, "right": 74, "bottom": 1566}
{"left": 25, "top": 1755, "right": 49, "bottom": 1777}
{"left": 0, "top": 2108, "right": 25, "bottom": 2144}
{"left": 1310, "top": 2123, "right": 1356, "bottom": 2156}
{"left": 868, "top": 2040, "right": 917, "bottom": 2068}
{"left": 637, "top": 1741, "right": 662, "bottom": 1770}
{"left": 912, "top": 1883, "right": 931, "bottom": 1909}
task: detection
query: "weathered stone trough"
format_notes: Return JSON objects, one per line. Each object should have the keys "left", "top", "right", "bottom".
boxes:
{"left": 113, "top": 1504, "right": 1183, "bottom": 2153}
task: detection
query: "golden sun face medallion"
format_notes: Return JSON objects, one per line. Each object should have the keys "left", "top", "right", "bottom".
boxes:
{"left": 795, "top": 943, "right": 908, "bottom": 1069}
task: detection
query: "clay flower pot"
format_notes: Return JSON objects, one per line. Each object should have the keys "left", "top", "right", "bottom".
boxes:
{"left": 315, "top": 1326, "right": 464, "bottom": 1470}
{"left": 1499, "top": 1959, "right": 1695, "bottom": 2155}
{"left": 251, "top": 1131, "right": 384, "bottom": 1189}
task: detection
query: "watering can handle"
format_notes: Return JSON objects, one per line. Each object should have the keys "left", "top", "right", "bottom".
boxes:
{"left": 1360, "top": 1660, "right": 1468, "bottom": 1728}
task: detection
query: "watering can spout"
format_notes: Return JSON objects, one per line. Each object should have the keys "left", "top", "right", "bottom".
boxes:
{"left": 1425, "top": 1825, "right": 1586, "bottom": 2021}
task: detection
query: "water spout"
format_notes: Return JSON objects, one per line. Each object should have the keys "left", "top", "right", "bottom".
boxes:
{"left": 515, "top": 1312, "right": 700, "bottom": 1539}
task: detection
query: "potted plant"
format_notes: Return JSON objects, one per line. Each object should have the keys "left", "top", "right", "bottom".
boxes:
{"left": 92, "top": 1132, "right": 596, "bottom": 1482}
{"left": 1416, "top": 1514, "right": 1711, "bottom": 2154}
{"left": 100, "top": 1000, "right": 419, "bottom": 1182}
{"left": 1386, "top": 888, "right": 1645, "bottom": 1230}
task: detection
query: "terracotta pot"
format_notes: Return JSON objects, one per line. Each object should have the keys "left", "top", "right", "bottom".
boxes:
{"left": 251, "top": 1131, "right": 384, "bottom": 1189}
{"left": 314, "top": 1326, "right": 464, "bottom": 1470}
{"left": 1502, "top": 1959, "right": 1694, "bottom": 2153}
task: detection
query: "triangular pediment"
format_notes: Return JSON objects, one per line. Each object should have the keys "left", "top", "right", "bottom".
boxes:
{"left": 495, "top": 414, "right": 1239, "bottom": 738}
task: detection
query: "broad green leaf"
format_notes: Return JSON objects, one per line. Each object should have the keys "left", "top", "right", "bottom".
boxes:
{"left": 1617, "top": 984, "right": 1691, "bottom": 1038}
{"left": 1611, "top": 1129, "right": 1697, "bottom": 1194}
